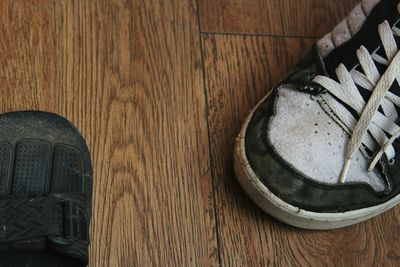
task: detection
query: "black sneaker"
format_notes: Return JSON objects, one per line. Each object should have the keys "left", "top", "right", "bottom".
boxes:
{"left": 0, "top": 111, "right": 92, "bottom": 266}
{"left": 234, "top": 0, "right": 400, "bottom": 229}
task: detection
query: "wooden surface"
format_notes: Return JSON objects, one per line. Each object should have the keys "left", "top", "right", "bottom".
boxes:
{"left": 0, "top": 0, "right": 399, "bottom": 266}
{"left": 0, "top": 1, "right": 216, "bottom": 266}
{"left": 199, "top": 0, "right": 359, "bottom": 36}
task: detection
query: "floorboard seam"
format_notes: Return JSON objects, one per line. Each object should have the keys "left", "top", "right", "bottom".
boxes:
{"left": 202, "top": 31, "right": 320, "bottom": 39}
{"left": 195, "top": 1, "right": 222, "bottom": 266}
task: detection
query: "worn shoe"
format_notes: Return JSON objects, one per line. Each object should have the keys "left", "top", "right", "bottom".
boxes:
{"left": 234, "top": 0, "right": 400, "bottom": 229}
{"left": 0, "top": 111, "right": 92, "bottom": 266}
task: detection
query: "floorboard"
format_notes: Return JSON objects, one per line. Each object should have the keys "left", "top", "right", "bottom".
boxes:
{"left": 202, "top": 33, "right": 400, "bottom": 266}
{"left": 199, "top": 0, "right": 359, "bottom": 36}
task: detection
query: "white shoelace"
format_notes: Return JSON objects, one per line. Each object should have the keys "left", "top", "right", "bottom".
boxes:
{"left": 313, "top": 20, "right": 400, "bottom": 183}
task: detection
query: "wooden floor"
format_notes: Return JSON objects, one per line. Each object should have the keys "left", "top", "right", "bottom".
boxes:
{"left": 1, "top": 0, "right": 400, "bottom": 266}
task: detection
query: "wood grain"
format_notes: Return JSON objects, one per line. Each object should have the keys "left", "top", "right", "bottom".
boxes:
{"left": 0, "top": 0, "right": 217, "bottom": 266}
{"left": 202, "top": 34, "right": 400, "bottom": 266}
{"left": 199, "top": 0, "right": 360, "bottom": 36}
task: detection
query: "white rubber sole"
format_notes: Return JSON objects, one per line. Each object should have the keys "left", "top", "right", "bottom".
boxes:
{"left": 234, "top": 91, "right": 400, "bottom": 230}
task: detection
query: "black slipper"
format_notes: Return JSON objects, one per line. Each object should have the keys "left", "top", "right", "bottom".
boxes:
{"left": 0, "top": 111, "right": 92, "bottom": 267}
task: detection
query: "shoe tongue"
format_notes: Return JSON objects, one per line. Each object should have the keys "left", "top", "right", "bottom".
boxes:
{"left": 322, "top": 0, "right": 400, "bottom": 79}
{"left": 319, "top": 1, "right": 400, "bottom": 118}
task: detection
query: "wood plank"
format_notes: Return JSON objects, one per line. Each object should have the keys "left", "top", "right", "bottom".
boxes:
{"left": 202, "top": 34, "right": 400, "bottom": 266}
{"left": 199, "top": 0, "right": 359, "bottom": 36}
{"left": 0, "top": 1, "right": 217, "bottom": 266}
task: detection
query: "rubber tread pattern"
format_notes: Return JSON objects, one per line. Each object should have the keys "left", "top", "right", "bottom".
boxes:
{"left": 50, "top": 145, "right": 84, "bottom": 193}
{"left": 12, "top": 141, "right": 51, "bottom": 196}
{"left": 0, "top": 143, "right": 11, "bottom": 194}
